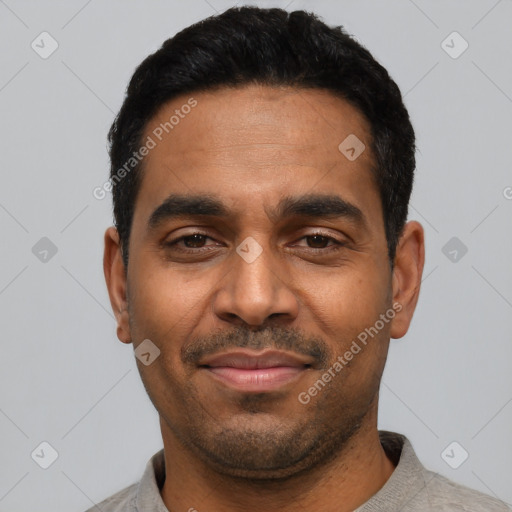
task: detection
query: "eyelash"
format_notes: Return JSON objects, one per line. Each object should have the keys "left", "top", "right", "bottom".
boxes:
{"left": 164, "top": 231, "right": 346, "bottom": 255}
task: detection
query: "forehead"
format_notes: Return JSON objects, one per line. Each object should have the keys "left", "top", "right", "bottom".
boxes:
{"left": 132, "top": 84, "right": 380, "bottom": 229}
{"left": 144, "top": 84, "right": 371, "bottom": 165}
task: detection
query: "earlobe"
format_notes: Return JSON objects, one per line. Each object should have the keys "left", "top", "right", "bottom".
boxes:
{"left": 389, "top": 221, "right": 425, "bottom": 340}
{"left": 103, "top": 227, "right": 132, "bottom": 344}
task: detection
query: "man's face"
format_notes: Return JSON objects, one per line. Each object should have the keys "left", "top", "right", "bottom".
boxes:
{"left": 111, "top": 85, "right": 406, "bottom": 478}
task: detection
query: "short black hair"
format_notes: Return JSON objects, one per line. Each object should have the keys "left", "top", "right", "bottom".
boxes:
{"left": 108, "top": 6, "right": 415, "bottom": 267}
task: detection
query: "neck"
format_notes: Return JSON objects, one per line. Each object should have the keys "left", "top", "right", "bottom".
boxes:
{"left": 159, "top": 412, "right": 396, "bottom": 512}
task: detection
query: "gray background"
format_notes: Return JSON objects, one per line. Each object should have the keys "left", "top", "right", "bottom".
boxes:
{"left": 1, "top": 0, "right": 511, "bottom": 510}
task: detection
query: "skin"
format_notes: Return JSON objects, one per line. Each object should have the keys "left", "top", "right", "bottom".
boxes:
{"left": 104, "top": 84, "right": 425, "bottom": 512}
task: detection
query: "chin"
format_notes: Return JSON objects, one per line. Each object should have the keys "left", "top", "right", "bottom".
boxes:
{"left": 184, "top": 415, "right": 360, "bottom": 481}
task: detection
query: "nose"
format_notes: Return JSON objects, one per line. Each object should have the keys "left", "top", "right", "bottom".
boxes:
{"left": 212, "top": 239, "right": 299, "bottom": 328}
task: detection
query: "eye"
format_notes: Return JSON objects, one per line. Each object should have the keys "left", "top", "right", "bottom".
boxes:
{"left": 293, "top": 232, "right": 346, "bottom": 251}
{"left": 162, "top": 230, "right": 347, "bottom": 257}
{"left": 302, "top": 234, "right": 337, "bottom": 248}
{"left": 176, "top": 233, "right": 210, "bottom": 248}
{"left": 164, "top": 232, "right": 220, "bottom": 253}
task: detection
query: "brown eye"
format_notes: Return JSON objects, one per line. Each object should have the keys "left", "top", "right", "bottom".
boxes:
{"left": 181, "top": 234, "right": 208, "bottom": 248}
{"left": 291, "top": 231, "right": 347, "bottom": 255}
{"left": 306, "top": 234, "right": 331, "bottom": 248}
{"left": 163, "top": 232, "right": 221, "bottom": 255}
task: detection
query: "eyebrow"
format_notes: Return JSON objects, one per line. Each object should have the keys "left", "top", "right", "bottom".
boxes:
{"left": 147, "top": 193, "right": 366, "bottom": 230}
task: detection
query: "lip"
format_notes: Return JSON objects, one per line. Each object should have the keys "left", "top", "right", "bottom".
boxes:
{"left": 199, "top": 349, "right": 313, "bottom": 392}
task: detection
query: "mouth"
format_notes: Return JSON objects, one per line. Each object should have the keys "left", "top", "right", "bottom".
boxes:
{"left": 198, "top": 349, "right": 313, "bottom": 392}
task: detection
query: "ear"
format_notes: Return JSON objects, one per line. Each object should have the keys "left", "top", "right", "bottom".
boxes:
{"left": 103, "top": 227, "right": 132, "bottom": 344}
{"left": 390, "top": 221, "right": 425, "bottom": 339}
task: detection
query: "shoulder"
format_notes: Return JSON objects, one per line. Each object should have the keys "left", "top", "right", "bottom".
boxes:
{"left": 422, "top": 469, "right": 511, "bottom": 511}
{"left": 376, "top": 431, "right": 510, "bottom": 512}
{"left": 82, "top": 448, "right": 166, "bottom": 511}
{"left": 83, "top": 483, "right": 138, "bottom": 512}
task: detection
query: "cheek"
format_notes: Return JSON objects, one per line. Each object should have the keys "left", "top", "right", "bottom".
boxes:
{"left": 303, "top": 263, "right": 390, "bottom": 338}
{"left": 301, "top": 263, "right": 392, "bottom": 389}
{"left": 127, "top": 256, "right": 220, "bottom": 340}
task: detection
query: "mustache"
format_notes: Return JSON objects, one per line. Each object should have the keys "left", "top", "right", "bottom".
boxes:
{"left": 181, "top": 325, "right": 331, "bottom": 368}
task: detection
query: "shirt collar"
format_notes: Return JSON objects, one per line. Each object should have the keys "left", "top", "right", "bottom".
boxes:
{"left": 135, "top": 448, "right": 168, "bottom": 511}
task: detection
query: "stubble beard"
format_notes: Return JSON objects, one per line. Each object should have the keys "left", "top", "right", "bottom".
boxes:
{"left": 159, "top": 381, "right": 378, "bottom": 482}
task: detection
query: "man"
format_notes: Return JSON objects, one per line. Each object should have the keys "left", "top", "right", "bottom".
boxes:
{"left": 93, "top": 6, "right": 510, "bottom": 512}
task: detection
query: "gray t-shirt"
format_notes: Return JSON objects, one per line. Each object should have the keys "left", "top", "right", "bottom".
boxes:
{"left": 86, "top": 431, "right": 511, "bottom": 511}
